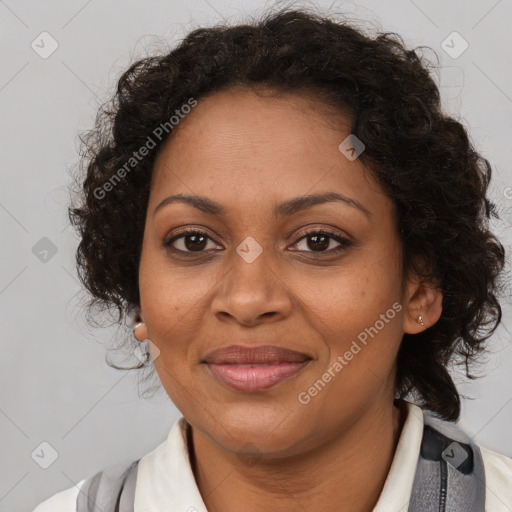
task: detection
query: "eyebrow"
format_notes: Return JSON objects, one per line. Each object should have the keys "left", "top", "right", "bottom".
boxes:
{"left": 153, "top": 192, "right": 372, "bottom": 219}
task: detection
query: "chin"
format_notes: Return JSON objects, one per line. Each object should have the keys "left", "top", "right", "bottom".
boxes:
{"left": 203, "top": 410, "right": 307, "bottom": 454}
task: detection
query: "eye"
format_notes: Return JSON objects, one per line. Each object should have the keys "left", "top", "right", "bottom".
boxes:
{"left": 163, "top": 228, "right": 353, "bottom": 256}
{"left": 164, "top": 228, "right": 221, "bottom": 254}
{"left": 291, "top": 229, "right": 353, "bottom": 254}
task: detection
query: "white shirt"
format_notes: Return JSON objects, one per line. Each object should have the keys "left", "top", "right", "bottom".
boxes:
{"left": 32, "top": 401, "right": 512, "bottom": 511}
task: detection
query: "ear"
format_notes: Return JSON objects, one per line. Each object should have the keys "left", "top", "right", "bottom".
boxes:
{"left": 402, "top": 264, "right": 443, "bottom": 334}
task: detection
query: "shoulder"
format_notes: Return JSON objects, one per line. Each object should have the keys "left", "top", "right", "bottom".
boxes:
{"left": 479, "top": 445, "right": 512, "bottom": 511}
{"left": 31, "top": 479, "right": 84, "bottom": 512}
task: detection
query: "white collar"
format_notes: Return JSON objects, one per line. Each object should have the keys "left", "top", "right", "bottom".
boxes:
{"left": 373, "top": 401, "right": 424, "bottom": 511}
{"left": 134, "top": 400, "right": 424, "bottom": 511}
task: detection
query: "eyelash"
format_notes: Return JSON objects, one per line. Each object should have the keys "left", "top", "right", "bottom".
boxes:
{"left": 163, "top": 227, "right": 353, "bottom": 257}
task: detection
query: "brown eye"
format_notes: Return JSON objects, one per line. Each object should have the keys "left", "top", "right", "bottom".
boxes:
{"left": 164, "top": 230, "right": 220, "bottom": 253}
{"left": 293, "top": 230, "right": 353, "bottom": 254}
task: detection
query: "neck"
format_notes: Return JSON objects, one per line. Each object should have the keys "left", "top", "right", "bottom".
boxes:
{"left": 187, "top": 399, "right": 407, "bottom": 512}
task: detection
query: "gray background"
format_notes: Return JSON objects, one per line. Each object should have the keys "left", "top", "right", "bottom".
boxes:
{"left": 1, "top": 0, "right": 511, "bottom": 510}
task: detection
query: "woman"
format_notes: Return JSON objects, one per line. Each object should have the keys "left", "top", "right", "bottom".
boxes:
{"left": 33, "top": 6, "right": 512, "bottom": 512}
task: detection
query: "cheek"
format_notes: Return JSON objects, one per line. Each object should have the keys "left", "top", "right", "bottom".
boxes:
{"left": 306, "top": 261, "right": 392, "bottom": 328}
{"left": 138, "top": 256, "right": 188, "bottom": 375}
{"left": 304, "top": 257, "right": 402, "bottom": 369}
{"left": 138, "top": 248, "right": 204, "bottom": 339}
{"left": 299, "top": 273, "right": 403, "bottom": 423}
{"left": 141, "top": 271, "right": 202, "bottom": 408}
{"left": 138, "top": 253, "right": 217, "bottom": 387}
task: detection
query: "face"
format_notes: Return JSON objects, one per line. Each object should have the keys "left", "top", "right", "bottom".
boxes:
{"left": 136, "top": 86, "right": 426, "bottom": 458}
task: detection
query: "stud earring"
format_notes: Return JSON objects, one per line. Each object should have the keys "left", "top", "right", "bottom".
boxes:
{"left": 132, "top": 322, "right": 151, "bottom": 366}
{"left": 417, "top": 314, "right": 427, "bottom": 331}
{"left": 133, "top": 322, "right": 145, "bottom": 341}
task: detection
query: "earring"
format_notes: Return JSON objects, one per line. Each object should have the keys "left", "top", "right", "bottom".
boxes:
{"left": 133, "top": 322, "right": 145, "bottom": 341}
{"left": 132, "top": 322, "right": 151, "bottom": 366}
{"left": 417, "top": 314, "right": 427, "bottom": 331}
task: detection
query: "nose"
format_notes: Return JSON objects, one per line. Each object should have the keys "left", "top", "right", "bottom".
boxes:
{"left": 210, "top": 249, "right": 293, "bottom": 326}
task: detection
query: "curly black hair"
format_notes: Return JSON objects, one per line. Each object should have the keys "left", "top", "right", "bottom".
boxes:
{"left": 68, "top": 5, "right": 507, "bottom": 421}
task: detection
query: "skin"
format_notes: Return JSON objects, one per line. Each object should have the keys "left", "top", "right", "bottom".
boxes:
{"left": 134, "top": 85, "right": 443, "bottom": 512}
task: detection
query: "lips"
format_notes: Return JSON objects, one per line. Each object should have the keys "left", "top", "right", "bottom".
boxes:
{"left": 202, "top": 345, "right": 311, "bottom": 365}
{"left": 201, "top": 345, "right": 312, "bottom": 392}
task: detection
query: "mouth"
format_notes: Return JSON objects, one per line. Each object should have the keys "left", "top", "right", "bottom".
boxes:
{"left": 201, "top": 345, "right": 312, "bottom": 392}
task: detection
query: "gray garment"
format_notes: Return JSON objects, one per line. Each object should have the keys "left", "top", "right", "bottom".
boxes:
{"left": 408, "top": 410, "right": 486, "bottom": 511}
{"left": 76, "top": 459, "right": 138, "bottom": 512}
{"left": 76, "top": 411, "right": 486, "bottom": 512}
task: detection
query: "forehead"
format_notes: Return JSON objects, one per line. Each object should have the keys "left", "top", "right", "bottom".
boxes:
{"left": 150, "top": 86, "right": 387, "bottom": 215}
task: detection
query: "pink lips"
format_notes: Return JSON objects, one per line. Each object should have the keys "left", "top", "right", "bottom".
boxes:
{"left": 202, "top": 345, "right": 312, "bottom": 392}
